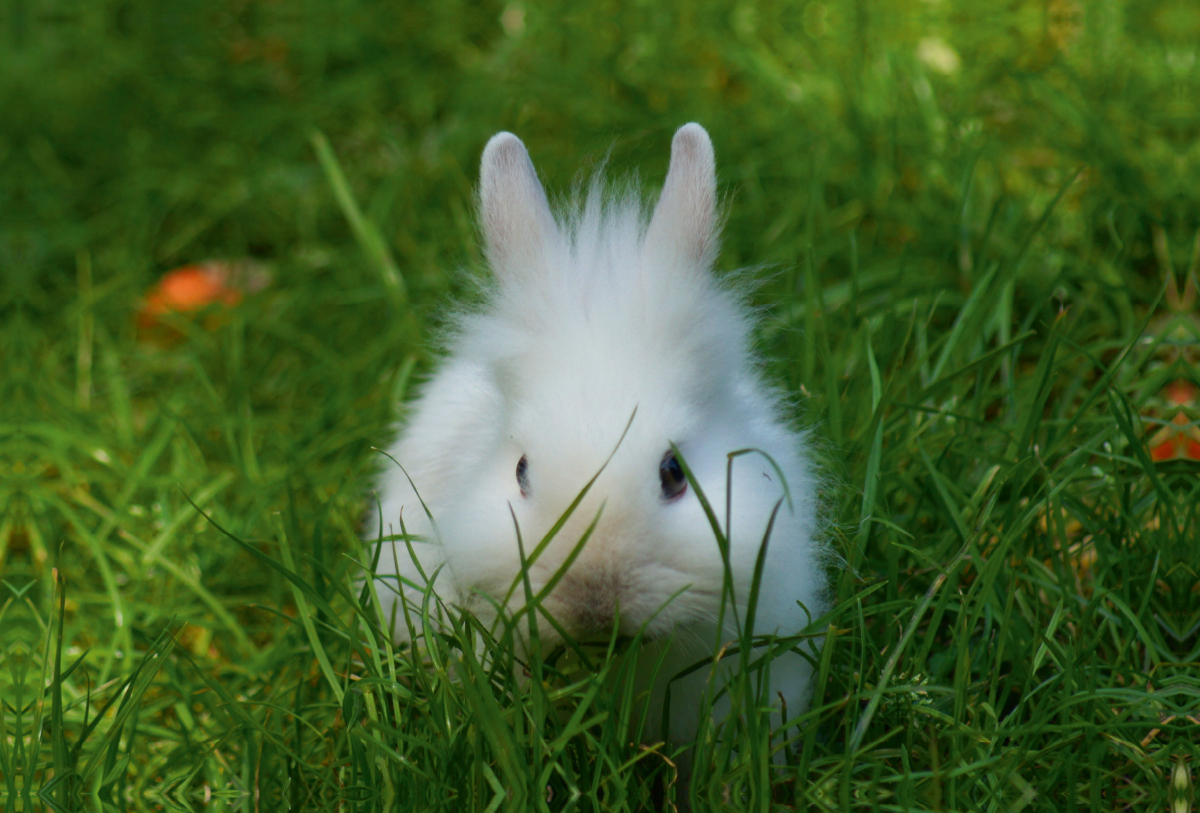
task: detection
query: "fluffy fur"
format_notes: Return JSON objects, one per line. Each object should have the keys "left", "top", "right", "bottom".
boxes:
{"left": 369, "top": 123, "right": 827, "bottom": 744}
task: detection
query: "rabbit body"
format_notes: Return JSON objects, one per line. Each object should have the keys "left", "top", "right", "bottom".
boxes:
{"left": 370, "top": 124, "right": 827, "bottom": 743}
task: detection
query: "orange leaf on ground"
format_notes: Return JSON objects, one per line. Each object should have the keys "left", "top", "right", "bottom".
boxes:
{"left": 1146, "top": 379, "right": 1200, "bottom": 461}
{"left": 137, "top": 260, "right": 271, "bottom": 332}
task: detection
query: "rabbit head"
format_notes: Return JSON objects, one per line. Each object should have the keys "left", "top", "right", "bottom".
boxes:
{"left": 372, "top": 124, "right": 825, "bottom": 661}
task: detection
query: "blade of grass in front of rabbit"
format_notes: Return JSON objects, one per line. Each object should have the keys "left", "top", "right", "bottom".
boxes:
{"left": 500, "top": 406, "right": 637, "bottom": 607}
{"left": 603, "top": 582, "right": 695, "bottom": 745}
{"left": 511, "top": 499, "right": 608, "bottom": 672}
{"left": 606, "top": 606, "right": 658, "bottom": 744}
{"left": 374, "top": 505, "right": 436, "bottom": 665}
{"left": 668, "top": 442, "right": 739, "bottom": 781}
{"left": 531, "top": 504, "right": 605, "bottom": 610}
{"left": 384, "top": 523, "right": 410, "bottom": 643}
{"left": 373, "top": 447, "right": 439, "bottom": 530}
{"left": 400, "top": 525, "right": 440, "bottom": 645}
{"left": 288, "top": 509, "right": 396, "bottom": 664}
{"left": 796, "top": 601, "right": 848, "bottom": 786}
{"left": 302, "top": 556, "right": 394, "bottom": 683}
{"left": 472, "top": 588, "right": 524, "bottom": 676}
{"left": 446, "top": 608, "right": 527, "bottom": 805}
{"left": 456, "top": 582, "right": 545, "bottom": 800}
{"left": 651, "top": 587, "right": 742, "bottom": 698}
{"left": 509, "top": 500, "right": 548, "bottom": 759}
{"left": 598, "top": 582, "right": 696, "bottom": 745}
{"left": 349, "top": 561, "right": 404, "bottom": 729}
{"left": 416, "top": 561, "right": 455, "bottom": 677}
{"left": 355, "top": 563, "right": 411, "bottom": 720}
{"left": 715, "top": 446, "right": 792, "bottom": 738}
{"left": 731, "top": 585, "right": 853, "bottom": 696}
{"left": 369, "top": 449, "right": 446, "bottom": 641}
{"left": 742, "top": 495, "right": 783, "bottom": 674}
{"left": 668, "top": 443, "right": 733, "bottom": 637}
{"left": 361, "top": 489, "right": 387, "bottom": 609}
{"left": 730, "top": 495, "right": 783, "bottom": 800}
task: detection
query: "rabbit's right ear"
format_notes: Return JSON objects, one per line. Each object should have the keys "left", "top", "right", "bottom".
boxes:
{"left": 479, "top": 133, "right": 559, "bottom": 283}
{"left": 643, "top": 123, "right": 718, "bottom": 270}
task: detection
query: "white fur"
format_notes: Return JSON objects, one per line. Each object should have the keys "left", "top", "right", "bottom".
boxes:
{"left": 369, "top": 123, "right": 827, "bottom": 745}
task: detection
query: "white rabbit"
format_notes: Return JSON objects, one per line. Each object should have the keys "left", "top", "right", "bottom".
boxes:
{"left": 369, "top": 123, "right": 828, "bottom": 746}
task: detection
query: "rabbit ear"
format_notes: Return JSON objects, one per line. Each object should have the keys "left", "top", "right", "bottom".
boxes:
{"left": 644, "top": 123, "right": 718, "bottom": 268}
{"left": 479, "top": 132, "right": 559, "bottom": 282}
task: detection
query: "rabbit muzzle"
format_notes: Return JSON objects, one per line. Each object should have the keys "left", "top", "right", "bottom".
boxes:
{"left": 549, "top": 569, "right": 624, "bottom": 637}
{"left": 529, "top": 555, "right": 710, "bottom": 644}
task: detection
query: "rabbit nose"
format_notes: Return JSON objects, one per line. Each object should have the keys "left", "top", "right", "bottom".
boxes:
{"left": 555, "top": 570, "right": 622, "bottom": 636}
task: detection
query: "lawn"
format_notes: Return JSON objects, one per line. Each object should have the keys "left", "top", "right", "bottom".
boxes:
{"left": 2, "top": 1, "right": 1198, "bottom": 811}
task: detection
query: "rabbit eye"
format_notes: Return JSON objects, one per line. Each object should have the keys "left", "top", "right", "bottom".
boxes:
{"left": 659, "top": 451, "right": 687, "bottom": 501}
{"left": 516, "top": 455, "right": 530, "bottom": 496}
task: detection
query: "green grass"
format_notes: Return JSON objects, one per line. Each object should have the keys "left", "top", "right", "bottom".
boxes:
{"left": 2, "top": 0, "right": 1199, "bottom": 810}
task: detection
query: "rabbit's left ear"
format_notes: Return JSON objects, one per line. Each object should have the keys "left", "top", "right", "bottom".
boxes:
{"left": 479, "top": 132, "right": 560, "bottom": 283}
{"left": 644, "top": 123, "right": 718, "bottom": 269}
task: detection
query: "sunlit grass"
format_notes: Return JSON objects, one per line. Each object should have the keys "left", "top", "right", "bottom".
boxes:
{"left": 2, "top": 0, "right": 1198, "bottom": 810}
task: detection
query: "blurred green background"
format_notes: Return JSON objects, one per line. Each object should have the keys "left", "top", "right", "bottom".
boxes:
{"left": 2, "top": 0, "right": 1198, "bottom": 810}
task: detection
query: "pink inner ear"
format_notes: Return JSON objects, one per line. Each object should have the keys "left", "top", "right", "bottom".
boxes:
{"left": 479, "top": 133, "right": 559, "bottom": 282}
{"left": 644, "top": 123, "right": 718, "bottom": 267}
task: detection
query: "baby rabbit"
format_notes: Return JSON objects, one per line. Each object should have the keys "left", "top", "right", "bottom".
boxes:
{"left": 369, "top": 123, "right": 827, "bottom": 745}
